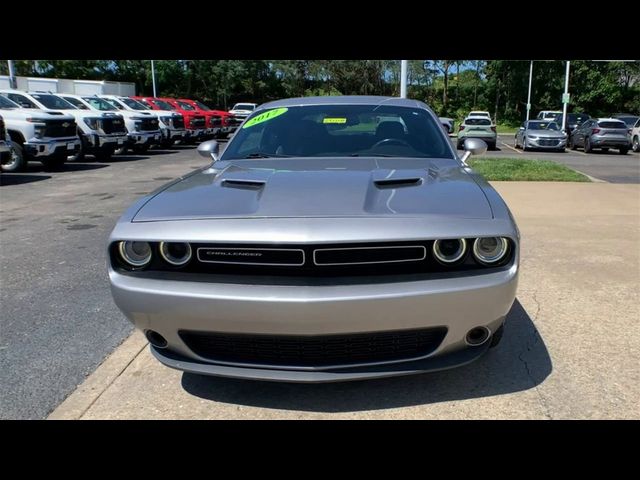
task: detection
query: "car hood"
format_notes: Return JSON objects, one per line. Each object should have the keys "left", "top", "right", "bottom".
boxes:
{"left": 527, "top": 130, "right": 566, "bottom": 138}
{"left": 132, "top": 157, "right": 493, "bottom": 222}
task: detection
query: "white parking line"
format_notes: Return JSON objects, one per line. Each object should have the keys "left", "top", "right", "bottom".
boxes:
{"left": 501, "top": 141, "right": 522, "bottom": 154}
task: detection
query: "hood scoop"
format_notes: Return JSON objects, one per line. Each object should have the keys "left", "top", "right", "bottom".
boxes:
{"left": 374, "top": 177, "right": 422, "bottom": 189}
{"left": 222, "top": 179, "right": 266, "bottom": 190}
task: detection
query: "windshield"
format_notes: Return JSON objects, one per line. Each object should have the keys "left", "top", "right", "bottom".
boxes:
{"left": 465, "top": 118, "right": 491, "bottom": 126}
{"left": 233, "top": 103, "right": 255, "bottom": 111}
{"left": 542, "top": 112, "right": 561, "bottom": 119}
{"left": 528, "top": 121, "right": 559, "bottom": 130}
{"left": 567, "top": 113, "right": 589, "bottom": 124}
{"left": 120, "top": 98, "right": 148, "bottom": 110}
{"left": 222, "top": 104, "right": 453, "bottom": 160}
{"left": 0, "top": 95, "right": 19, "bottom": 109}
{"left": 84, "top": 97, "right": 117, "bottom": 111}
{"left": 62, "top": 97, "right": 89, "bottom": 109}
{"left": 151, "top": 99, "right": 175, "bottom": 110}
{"left": 100, "top": 98, "right": 124, "bottom": 110}
{"left": 31, "top": 94, "right": 76, "bottom": 110}
{"left": 195, "top": 100, "right": 211, "bottom": 111}
{"left": 616, "top": 116, "right": 638, "bottom": 127}
{"left": 175, "top": 100, "right": 194, "bottom": 110}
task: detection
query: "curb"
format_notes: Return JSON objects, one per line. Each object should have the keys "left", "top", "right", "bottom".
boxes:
{"left": 48, "top": 331, "right": 147, "bottom": 420}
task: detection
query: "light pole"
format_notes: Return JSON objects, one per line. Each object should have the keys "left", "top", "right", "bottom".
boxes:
{"left": 400, "top": 60, "right": 408, "bottom": 98}
{"left": 7, "top": 60, "right": 17, "bottom": 89}
{"left": 526, "top": 61, "right": 533, "bottom": 121}
{"left": 151, "top": 60, "right": 157, "bottom": 97}
{"left": 561, "top": 61, "right": 570, "bottom": 132}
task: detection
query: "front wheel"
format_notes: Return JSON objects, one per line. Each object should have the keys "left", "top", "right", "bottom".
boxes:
{"left": 456, "top": 141, "right": 463, "bottom": 150}
{"left": 570, "top": 136, "right": 577, "bottom": 150}
{"left": 1, "top": 141, "right": 27, "bottom": 172}
{"left": 584, "top": 137, "right": 593, "bottom": 153}
{"left": 131, "top": 144, "right": 149, "bottom": 154}
{"left": 619, "top": 147, "right": 628, "bottom": 155}
{"left": 633, "top": 136, "right": 639, "bottom": 152}
{"left": 68, "top": 134, "right": 86, "bottom": 162}
{"left": 94, "top": 149, "right": 113, "bottom": 162}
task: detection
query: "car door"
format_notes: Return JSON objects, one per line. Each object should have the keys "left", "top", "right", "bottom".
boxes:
{"left": 516, "top": 122, "right": 526, "bottom": 145}
{"left": 574, "top": 120, "right": 588, "bottom": 146}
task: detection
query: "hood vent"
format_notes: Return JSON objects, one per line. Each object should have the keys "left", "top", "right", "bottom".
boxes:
{"left": 222, "top": 179, "right": 266, "bottom": 190}
{"left": 374, "top": 177, "right": 422, "bottom": 189}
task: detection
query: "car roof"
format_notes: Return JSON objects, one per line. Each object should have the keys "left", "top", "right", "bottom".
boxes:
{"left": 259, "top": 96, "right": 426, "bottom": 110}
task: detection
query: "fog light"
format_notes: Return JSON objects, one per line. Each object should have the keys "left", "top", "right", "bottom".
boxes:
{"left": 473, "top": 237, "right": 509, "bottom": 265}
{"left": 118, "top": 241, "right": 152, "bottom": 267}
{"left": 433, "top": 238, "right": 467, "bottom": 264}
{"left": 159, "top": 242, "right": 192, "bottom": 266}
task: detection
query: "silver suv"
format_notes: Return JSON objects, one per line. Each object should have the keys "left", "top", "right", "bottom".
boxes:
{"left": 570, "top": 118, "right": 630, "bottom": 154}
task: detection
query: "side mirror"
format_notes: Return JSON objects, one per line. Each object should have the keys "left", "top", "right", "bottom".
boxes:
{"left": 197, "top": 140, "right": 220, "bottom": 162}
{"left": 459, "top": 138, "right": 487, "bottom": 165}
{"left": 519, "top": 126, "right": 525, "bottom": 130}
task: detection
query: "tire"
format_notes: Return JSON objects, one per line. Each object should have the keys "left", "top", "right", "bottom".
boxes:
{"left": 1, "top": 141, "right": 27, "bottom": 172}
{"left": 40, "top": 155, "right": 66, "bottom": 170}
{"left": 488, "top": 142, "right": 496, "bottom": 151}
{"left": 456, "top": 141, "right": 463, "bottom": 150}
{"left": 584, "top": 137, "right": 592, "bottom": 153}
{"left": 570, "top": 136, "right": 577, "bottom": 150}
{"left": 160, "top": 139, "right": 174, "bottom": 149}
{"left": 619, "top": 147, "right": 628, "bottom": 155}
{"left": 633, "top": 136, "right": 639, "bottom": 153}
{"left": 490, "top": 325, "right": 504, "bottom": 348}
{"left": 132, "top": 144, "right": 149, "bottom": 154}
{"left": 94, "top": 149, "right": 113, "bottom": 162}
{"left": 522, "top": 140, "right": 528, "bottom": 152}
{"left": 514, "top": 136, "right": 519, "bottom": 149}
{"left": 601, "top": 147, "right": 609, "bottom": 153}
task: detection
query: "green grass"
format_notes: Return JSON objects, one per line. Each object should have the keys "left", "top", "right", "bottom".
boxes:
{"left": 495, "top": 124, "right": 519, "bottom": 134}
{"left": 467, "top": 158, "right": 590, "bottom": 182}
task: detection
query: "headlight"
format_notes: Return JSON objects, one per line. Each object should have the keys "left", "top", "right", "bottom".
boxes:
{"left": 433, "top": 238, "right": 467, "bottom": 264}
{"left": 527, "top": 135, "right": 538, "bottom": 140}
{"left": 83, "top": 118, "right": 100, "bottom": 130}
{"left": 159, "top": 242, "right": 192, "bottom": 266}
{"left": 134, "top": 121, "right": 141, "bottom": 132}
{"left": 160, "top": 116, "right": 173, "bottom": 127}
{"left": 473, "top": 237, "right": 509, "bottom": 265}
{"left": 118, "top": 241, "right": 152, "bottom": 267}
{"left": 33, "top": 124, "right": 46, "bottom": 139}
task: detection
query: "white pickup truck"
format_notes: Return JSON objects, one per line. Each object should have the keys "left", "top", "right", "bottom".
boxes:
{"left": 0, "top": 90, "right": 129, "bottom": 162}
{"left": 0, "top": 93, "right": 80, "bottom": 172}
{"left": 98, "top": 95, "right": 184, "bottom": 152}
{"left": 0, "top": 114, "right": 11, "bottom": 170}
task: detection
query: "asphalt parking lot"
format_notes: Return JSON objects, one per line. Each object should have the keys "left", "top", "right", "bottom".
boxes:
{"left": 1, "top": 141, "right": 639, "bottom": 419}
{"left": 0, "top": 145, "right": 214, "bottom": 419}
{"left": 485, "top": 134, "right": 640, "bottom": 183}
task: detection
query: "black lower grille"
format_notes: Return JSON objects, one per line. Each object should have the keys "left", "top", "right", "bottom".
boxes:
{"left": 100, "top": 117, "right": 127, "bottom": 134}
{"left": 44, "top": 119, "right": 77, "bottom": 138}
{"left": 179, "top": 327, "right": 448, "bottom": 367}
{"left": 191, "top": 117, "right": 206, "bottom": 128}
{"left": 225, "top": 115, "right": 243, "bottom": 126}
{"left": 538, "top": 139, "right": 559, "bottom": 146}
{"left": 209, "top": 116, "right": 222, "bottom": 127}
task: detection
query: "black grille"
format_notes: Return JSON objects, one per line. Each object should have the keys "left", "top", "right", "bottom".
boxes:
{"left": 226, "top": 115, "right": 243, "bottom": 126}
{"left": 138, "top": 118, "right": 159, "bottom": 131}
{"left": 99, "top": 117, "right": 127, "bottom": 134}
{"left": 314, "top": 246, "right": 425, "bottom": 265}
{"left": 191, "top": 116, "right": 206, "bottom": 128}
{"left": 538, "top": 139, "right": 559, "bottom": 146}
{"left": 209, "top": 116, "right": 222, "bottom": 127}
{"left": 44, "top": 119, "right": 77, "bottom": 138}
{"left": 172, "top": 116, "right": 185, "bottom": 129}
{"left": 179, "top": 327, "right": 448, "bottom": 367}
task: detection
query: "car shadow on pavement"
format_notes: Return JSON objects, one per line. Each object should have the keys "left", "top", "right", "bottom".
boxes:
{"left": 28, "top": 163, "right": 110, "bottom": 173}
{"left": 0, "top": 174, "right": 51, "bottom": 186}
{"left": 106, "top": 155, "right": 150, "bottom": 163}
{"left": 181, "top": 298, "right": 552, "bottom": 413}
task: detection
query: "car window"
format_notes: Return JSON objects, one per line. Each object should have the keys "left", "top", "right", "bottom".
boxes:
{"left": 0, "top": 95, "right": 20, "bottom": 109}
{"left": 120, "top": 98, "right": 147, "bottom": 110}
{"left": 528, "top": 121, "right": 559, "bottom": 130}
{"left": 84, "top": 97, "right": 118, "bottom": 111}
{"left": 598, "top": 121, "right": 627, "bottom": 129}
{"left": 465, "top": 118, "right": 491, "bottom": 126}
{"left": 30, "top": 94, "right": 75, "bottom": 109}
{"left": 62, "top": 97, "right": 89, "bottom": 109}
{"left": 222, "top": 104, "right": 453, "bottom": 160}
{"left": 5, "top": 93, "right": 37, "bottom": 108}
{"left": 151, "top": 99, "right": 175, "bottom": 110}
{"left": 177, "top": 101, "right": 196, "bottom": 110}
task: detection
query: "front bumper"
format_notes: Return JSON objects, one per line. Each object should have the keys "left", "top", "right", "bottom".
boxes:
{"left": 110, "top": 260, "right": 518, "bottom": 382}
{"left": 160, "top": 127, "right": 187, "bottom": 141}
{"left": 86, "top": 133, "right": 128, "bottom": 151}
{"left": 459, "top": 134, "right": 496, "bottom": 144}
{"left": 186, "top": 129, "right": 206, "bottom": 140}
{"left": 24, "top": 138, "right": 80, "bottom": 158}
{"left": 525, "top": 137, "right": 566, "bottom": 149}
{"left": 127, "top": 131, "right": 161, "bottom": 145}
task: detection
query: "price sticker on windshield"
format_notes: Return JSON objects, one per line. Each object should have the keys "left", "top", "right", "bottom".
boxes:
{"left": 323, "top": 117, "right": 347, "bottom": 124}
{"left": 243, "top": 108, "right": 288, "bottom": 129}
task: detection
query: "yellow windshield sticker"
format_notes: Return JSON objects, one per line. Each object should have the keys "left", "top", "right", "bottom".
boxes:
{"left": 242, "top": 108, "right": 288, "bottom": 129}
{"left": 323, "top": 117, "right": 347, "bottom": 124}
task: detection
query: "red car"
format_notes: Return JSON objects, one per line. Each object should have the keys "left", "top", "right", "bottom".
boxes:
{"left": 177, "top": 98, "right": 243, "bottom": 139}
{"left": 132, "top": 96, "right": 207, "bottom": 143}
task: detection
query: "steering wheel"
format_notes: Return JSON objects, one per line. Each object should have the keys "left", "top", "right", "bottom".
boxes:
{"left": 371, "top": 138, "right": 412, "bottom": 149}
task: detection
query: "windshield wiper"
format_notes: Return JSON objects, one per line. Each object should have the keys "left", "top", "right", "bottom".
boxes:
{"left": 350, "top": 153, "right": 394, "bottom": 157}
{"left": 242, "top": 152, "right": 291, "bottom": 158}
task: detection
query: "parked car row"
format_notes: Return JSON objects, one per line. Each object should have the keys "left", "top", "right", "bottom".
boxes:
{"left": 0, "top": 89, "right": 254, "bottom": 172}
{"left": 457, "top": 111, "right": 497, "bottom": 150}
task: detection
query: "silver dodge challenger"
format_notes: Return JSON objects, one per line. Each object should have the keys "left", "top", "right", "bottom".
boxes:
{"left": 108, "top": 96, "right": 519, "bottom": 382}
